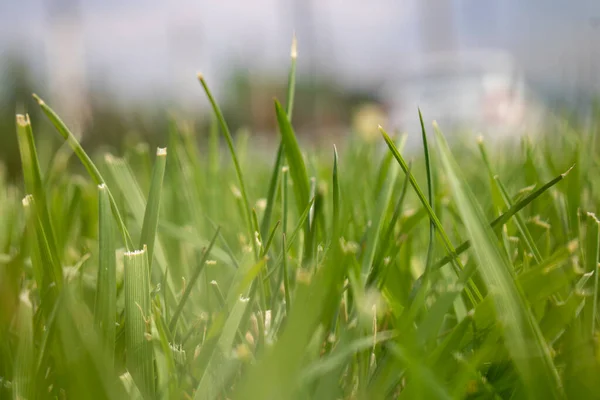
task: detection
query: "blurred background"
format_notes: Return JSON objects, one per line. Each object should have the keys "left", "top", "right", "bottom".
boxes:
{"left": 1, "top": 0, "right": 599, "bottom": 176}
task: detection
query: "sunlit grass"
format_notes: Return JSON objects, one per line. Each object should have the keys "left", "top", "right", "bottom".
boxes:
{"left": 0, "top": 39, "right": 599, "bottom": 400}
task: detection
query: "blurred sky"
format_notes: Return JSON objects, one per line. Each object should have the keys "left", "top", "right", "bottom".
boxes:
{"left": 1, "top": 0, "right": 599, "bottom": 110}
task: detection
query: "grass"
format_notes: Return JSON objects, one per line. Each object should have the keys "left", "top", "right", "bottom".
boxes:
{"left": 1, "top": 40, "right": 600, "bottom": 399}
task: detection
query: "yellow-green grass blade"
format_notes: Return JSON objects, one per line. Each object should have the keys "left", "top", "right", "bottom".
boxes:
{"left": 124, "top": 247, "right": 155, "bottom": 399}
{"left": 94, "top": 184, "right": 117, "bottom": 369}
{"left": 434, "top": 123, "right": 563, "bottom": 398}
{"left": 33, "top": 94, "right": 133, "bottom": 248}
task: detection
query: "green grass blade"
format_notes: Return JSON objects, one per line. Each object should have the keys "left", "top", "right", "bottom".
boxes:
{"left": 360, "top": 137, "right": 401, "bottom": 280}
{"left": 94, "top": 184, "right": 117, "bottom": 369}
{"left": 274, "top": 100, "right": 310, "bottom": 219}
{"left": 124, "top": 247, "right": 155, "bottom": 399}
{"left": 140, "top": 148, "right": 167, "bottom": 266}
{"left": 33, "top": 95, "right": 133, "bottom": 248}
{"left": 16, "top": 114, "right": 62, "bottom": 290}
{"left": 332, "top": 145, "right": 340, "bottom": 236}
{"left": 197, "top": 74, "right": 258, "bottom": 259}
{"left": 259, "top": 36, "right": 297, "bottom": 241}
{"left": 419, "top": 109, "right": 436, "bottom": 274}
{"left": 433, "top": 122, "right": 563, "bottom": 398}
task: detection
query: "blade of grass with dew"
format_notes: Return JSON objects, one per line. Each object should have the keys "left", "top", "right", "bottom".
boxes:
{"left": 33, "top": 94, "right": 133, "bottom": 248}
{"left": 260, "top": 35, "right": 297, "bottom": 242}
{"left": 169, "top": 228, "right": 220, "bottom": 331}
{"left": 197, "top": 74, "right": 258, "bottom": 259}
{"left": 432, "top": 165, "right": 574, "bottom": 271}
{"left": 433, "top": 122, "right": 563, "bottom": 398}
{"left": 94, "top": 184, "right": 117, "bottom": 369}
{"left": 124, "top": 247, "right": 155, "bottom": 399}
{"left": 140, "top": 148, "right": 167, "bottom": 266}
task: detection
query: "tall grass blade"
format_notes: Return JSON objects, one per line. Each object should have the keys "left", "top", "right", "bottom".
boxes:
{"left": 274, "top": 100, "right": 310, "bottom": 219}
{"left": 197, "top": 74, "right": 258, "bottom": 258}
{"left": 260, "top": 35, "right": 297, "bottom": 241}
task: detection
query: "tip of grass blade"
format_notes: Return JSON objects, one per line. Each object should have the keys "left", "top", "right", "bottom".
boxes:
{"left": 196, "top": 72, "right": 204, "bottom": 81}
{"left": 124, "top": 248, "right": 146, "bottom": 257}
{"left": 562, "top": 164, "right": 575, "bottom": 177}
{"left": 32, "top": 93, "right": 44, "bottom": 105}
{"left": 157, "top": 147, "right": 167, "bottom": 156}
{"left": 22, "top": 194, "right": 33, "bottom": 207}
{"left": 291, "top": 34, "right": 298, "bottom": 59}
{"left": 16, "top": 114, "right": 29, "bottom": 126}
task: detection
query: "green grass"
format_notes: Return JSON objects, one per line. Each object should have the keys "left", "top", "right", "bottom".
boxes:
{"left": 1, "top": 42, "right": 600, "bottom": 399}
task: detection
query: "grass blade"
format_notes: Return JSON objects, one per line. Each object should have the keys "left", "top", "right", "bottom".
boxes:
{"left": 140, "top": 147, "right": 167, "bottom": 266}
{"left": 259, "top": 35, "right": 297, "bottom": 241}
{"left": 94, "top": 184, "right": 117, "bottom": 369}
{"left": 274, "top": 100, "right": 310, "bottom": 221}
{"left": 197, "top": 74, "right": 258, "bottom": 259}
{"left": 124, "top": 247, "right": 155, "bottom": 399}
{"left": 33, "top": 95, "right": 133, "bottom": 248}
{"left": 419, "top": 109, "right": 436, "bottom": 274}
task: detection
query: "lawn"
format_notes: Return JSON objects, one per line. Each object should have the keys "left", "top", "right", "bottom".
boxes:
{"left": 1, "top": 44, "right": 599, "bottom": 399}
